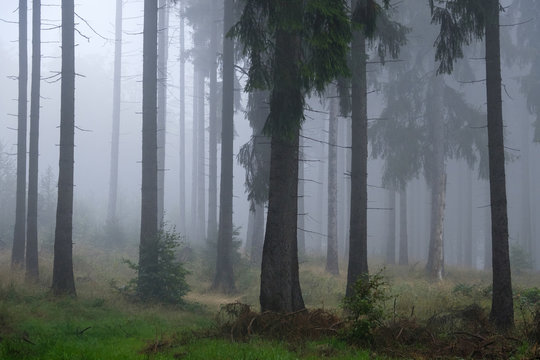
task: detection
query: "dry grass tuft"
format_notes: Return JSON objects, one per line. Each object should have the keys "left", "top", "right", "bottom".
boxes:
{"left": 217, "top": 302, "right": 343, "bottom": 343}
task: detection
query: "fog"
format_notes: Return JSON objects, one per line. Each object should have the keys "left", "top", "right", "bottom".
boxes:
{"left": 0, "top": 0, "right": 538, "bottom": 270}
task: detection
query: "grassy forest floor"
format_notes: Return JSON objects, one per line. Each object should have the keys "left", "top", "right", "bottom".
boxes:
{"left": 1, "top": 244, "right": 540, "bottom": 359}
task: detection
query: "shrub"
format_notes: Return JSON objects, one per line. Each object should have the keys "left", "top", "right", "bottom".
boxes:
{"left": 123, "top": 227, "right": 190, "bottom": 304}
{"left": 341, "top": 270, "right": 389, "bottom": 345}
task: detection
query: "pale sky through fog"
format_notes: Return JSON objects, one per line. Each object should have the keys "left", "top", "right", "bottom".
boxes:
{"left": 0, "top": 1, "right": 259, "bottom": 242}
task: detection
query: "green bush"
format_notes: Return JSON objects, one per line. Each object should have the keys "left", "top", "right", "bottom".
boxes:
{"left": 124, "top": 227, "right": 190, "bottom": 304}
{"left": 341, "top": 270, "right": 389, "bottom": 345}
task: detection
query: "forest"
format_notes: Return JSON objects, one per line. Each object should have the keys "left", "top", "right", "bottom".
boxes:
{"left": 0, "top": 0, "right": 539, "bottom": 358}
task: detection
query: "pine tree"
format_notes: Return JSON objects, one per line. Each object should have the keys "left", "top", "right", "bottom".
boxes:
{"left": 52, "top": 0, "right": 76, "bottom": 296}
{"left": 12, "top": 0, "right": 28, "bottom": 269}
{"left": 138, "top": 0, "right": 159, "bottom": 298}
{"left": 26, "top": 0, "right": 41, "bottom": 281}
{"left": 212, "top": 0, "right": 235, "bottom": 293}
{"left": 345, "top": 0, "right": 406, "bottom": 297}
{"left": 233, "top": 0, "right": 351, "bottom": 312}
{"left": 429, "top": 0, "right": 514, "bottom": 330}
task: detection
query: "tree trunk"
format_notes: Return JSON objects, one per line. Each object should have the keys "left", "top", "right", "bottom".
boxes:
{"left": 456, "top": 164, "right": 464, "bottom": 266}
{"left": 520, "top": 116, "right": 532, "bottom": 254}
{"left": 157, "top": 0, "right": 169, "bottom": 224}
{"left": 317, "top": 122, "right": 326, "bottom": 255}
{"left": 137, "top": 0, "right": 159, "bottom": 297}
{"left": 386, "top": 190, "right": 396, "bottom": 265}
{"left": 326, "top": 94, "right": 339, "bottom": 275}
{"left": 250, "top": 202, "right": 264, "bottom": 265}
{"left": 12, "top": 0, "right": 28, "bottom": 268}
{"left": 484, "top": 182, "right": 492, "bottom": 270}
{"left": 246, "top": 208, "right": 254, "bottom": 257}
{"left": 464, "top": 165, "right": 473, "bottom": 267}
{"left": 197, "top": 67, "right": 206, "bottom": 240}
{"left": 298, "top": 135, "right": 306, "bottom": 258}
{"left": 260, "top": 20, "right": 305, "bottom": 313}
{"left": 207, "top": 3, "right": 219, "bottom": 243}
{"left": 212, "top": 0, "right": 235, "bottom": 293}
{"left": 52, "top": 0, "right": 76, "bottom": 296}
{"left": 485, "top": 0, "right": 514, "bottom": 330}
{"left": 344, "top": 115, "right": 352, "bottom": 261}
{"left": 107, "top": 0, "right": 122, "bottom": 224}
{"left": 425, "top": 78, "right": 446, "bottom": 281}
{"left": 346, "top": 6, "right": 368, "bottom": 296}
{"left": 426, "top": 167, "right": 446, "bottom": 281}
{"left": 191, "top": 68, "right": 198, "bottom": 240}
{"left": 178, "top": 2, "right": 186, "bottom": 234}
{"left": 398, "top": 186, "right": 408, "bottom": 266}
{"left": 26, "top": 0, "right": 40, "bottom": 281}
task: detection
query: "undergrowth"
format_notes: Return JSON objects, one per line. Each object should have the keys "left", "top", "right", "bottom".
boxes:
{"left": 1, "top": 249, "right": 540, "bottom": 359}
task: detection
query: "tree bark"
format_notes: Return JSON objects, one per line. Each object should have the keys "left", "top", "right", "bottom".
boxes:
{"left": 26, "top": 0, "right": 41, "bottom": 281}
{"left": 484, "top": 182, "right": 492, "bottom": 270}
{"left": 398, "top": 186, "right": 408, "bottom": 266}
{"left": 260, "top": 17, "right": 305, "bottom": 312}
{"left": 157, "top": 0, "right": 169, "bottom": 224}
{"left": 346, "top": 4, "right": 368, "bottom": 296}
{"left": 107, "top": 0, "right": 123, "bottom": 224}
{"left": 464, "top": 165, "right": 473, "bottom": 267}
{"left": 520, "top": 116, "right": 532, "bottom": 254}
{"left": 250, "top": 202, "right": 264, "bottom": 265}
{"left": 426, "top": 167, "right": 446, "bottom": 281}
{"left": 52, "top": 0, "right": 76, "bottom": 296}
{"left": 425, "top": 78, "right": 446, "bottom": 281}
{"left": 485, "top": 0, "right": 514, "bottom": 330}
{"left": 196, "top": 67, "right": 206, "bottom": 240}
{"left": 386, "top": 190, "right": 396, "bottom": 265}
{"left": 178, "top": 2, "right": 186, "bottom": 234}
{"left": 12, "top": 0, "right": 28, "bottom": 268}
{"left": 298, "top": 136, "right": 306, "bottom": 258}
{"left": 212, "top": 0, "right": 235, "bottom": 293}
{"left": 326, "top": 94, "right": 339, "bottom": 275}
{"left": 138, "top": 0, "right": 159, "bottom": 297}
{"left": 191, "top": 68, "right": 199, "bottom": 240}
{"left": 207, "top": 3, "right": 218, "bottom": 242}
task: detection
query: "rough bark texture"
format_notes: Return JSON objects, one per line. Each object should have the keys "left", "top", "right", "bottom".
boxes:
{"left": 386, "top": 190, "right": 396, "bottom": 265}
{"left": 260, "top": 18, "right": 305, "bottom": 312}
{"left": 426, "top": 168, "right": 446, "bottom": 281}
{"left": 485, "top": 0, "right": 514, "bottom": 330}
{"left": 26, "top": 0, "right": 41, "bottom": 281}
{"left": 398, "top": 186, "right": 408, "bottom": 266}
{"left": 346, "top": 9, "right": 368, "bottom": 297}
{"left": 107, "top": 0, "right": 123, "bottom": 223}
{"left": 52, "top": 0, "right": 76, "bottom": 296}
{"left": 138, "top": 0, "right": 159, "bottom": 296}
{"left": 178, "top": 2, "right": 186, "bottom": 234}
{"left": 12, "top": 0, "right": 28, "bottom": 268}
{"left": 212, "top": 0, "right": 235, "bottom": 293}
{"left": 326, "top": 95, "right": 339, "bottom": 275}
{"left": 207, "top": 4, "right": 218, "bottom": 243}
{"left": 426, "top": 79, "right": 446, "bottom": 281}
{"left": 157, "top": 0, "right": 169, "bottom": 224}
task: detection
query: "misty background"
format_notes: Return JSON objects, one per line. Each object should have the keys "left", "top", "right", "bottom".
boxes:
{"left": 0, "top": 0, "right": 538, "bottom": 270}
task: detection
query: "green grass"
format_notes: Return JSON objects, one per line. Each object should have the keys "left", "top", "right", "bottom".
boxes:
{"left": 0, "top": 285, "right": 372, "bottom": 360}
{"left": 0, "top": 250, "right": 539, "bottom": 359}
